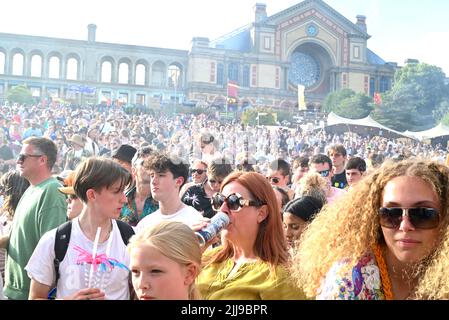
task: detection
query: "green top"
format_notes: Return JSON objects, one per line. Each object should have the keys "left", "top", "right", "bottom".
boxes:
{"left": 4, "top": 177, "right": 67, "bottom": 300}
{"left": 197, "top": 248, "right": 305, "bottom": 300}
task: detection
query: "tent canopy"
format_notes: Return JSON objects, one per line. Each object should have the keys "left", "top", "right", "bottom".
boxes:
{"left": 404, "top": 123, "right": 449, "bottom": 141}
{"left": 324, "top": 113, "right": 417, "bottom": 140}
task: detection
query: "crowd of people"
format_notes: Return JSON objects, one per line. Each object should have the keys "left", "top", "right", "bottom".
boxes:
{"left": 1, "top": 102, "right": 449, "bottom": 300}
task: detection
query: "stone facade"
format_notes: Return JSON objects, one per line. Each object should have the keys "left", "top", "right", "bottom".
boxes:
{"left": 0, "top": 0, "right": 395, "bottom": 109}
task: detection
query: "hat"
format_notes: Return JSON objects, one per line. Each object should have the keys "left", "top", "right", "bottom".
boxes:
{"left": 112, "top": 144, "right": 137, "bottom": 164}
{"left": 70, "top": 134, "right": 85, "bottom": 147}
{"left": 284, "top": 196, "right": 323, "bottom": 222}
{"left": 58, "top": 171, "right": 76, "bottom": 195}
{"left": 200, "top": 133, "right": 214, "bottom": 145}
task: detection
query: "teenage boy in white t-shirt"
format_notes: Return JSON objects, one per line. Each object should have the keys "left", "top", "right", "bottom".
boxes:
{"left": 137, "top": 152, "right": 202, "bottom": 233}
{"left": 26, "top": 157, "right": 133, "bottom": 300}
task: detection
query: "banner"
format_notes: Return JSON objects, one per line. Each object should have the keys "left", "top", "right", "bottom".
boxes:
{"left": 227, "top": 81, "right": 239, "bottom": 98}
{"left": 298, "top": 85, "right": 306, "bottom": 110}
{"left": 374, "top": 92, "right": 382, "bottom": 105}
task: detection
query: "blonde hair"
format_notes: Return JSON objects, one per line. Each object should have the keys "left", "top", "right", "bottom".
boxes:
{"left": 128, "top": 221, "right": 202, "bottom": 300}
{"left": 295, "top": 172, "right": 328, "bottom": 205}
{"left": 291, "top": 159, "right": 449, "bottom": 299}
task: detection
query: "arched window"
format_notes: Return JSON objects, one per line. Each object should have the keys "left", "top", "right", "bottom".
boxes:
{"left": 228, "top": 63, "right": 239, "bottom": 83}
{"left": 101, "top": 61, "right": 112, "bottom": 83}
{"left": 152, "top": 61, "right": 166, "bottom": 86}
{"left": 217, "top": 63, "right": 224, "bottom": 85}
{"left": 49, "top": 56, "right": 60, "bottom": 79}
{"left": 135, "top": 64, "right": 146, "bottom": 85}
{"left": 12, "top": 53, "right": 24, "bottom": 76}
{"left": 0, "top": 52, "right": 5, "bottom": 74}
{"left": 31, "top": 55, "right": 42, "bottom": 77}
{"left": 118, "top": 62, "right": 129, "bottom": 84}
{"left": 67, "top": 58, "right": 78, "bottom": 80}
{"left": 242, "top": 65, "right": 250, "bottom": 87}
{"left": 380, "top": 76, "right": 390, "bottom": 93}
{"left": 168, "top": 65, "right": 182, "bottom": 88}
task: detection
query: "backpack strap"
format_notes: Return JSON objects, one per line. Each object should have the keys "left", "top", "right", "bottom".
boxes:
{"left": 54, "top": 221, "right": 72, "bottom": 284}
{"left": 116, "top": 219, "right": 135, "bottom": 245}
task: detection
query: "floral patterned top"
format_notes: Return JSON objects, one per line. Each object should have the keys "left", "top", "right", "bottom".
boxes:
{"left": 120, "top": 186, "right": 159, "bottom": 227}
{"left": 317, "top": 253, "right": 386, "bottom": 300}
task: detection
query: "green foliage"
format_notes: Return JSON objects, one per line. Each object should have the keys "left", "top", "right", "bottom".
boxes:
{"left": 241, "top": 107, "right": 276, "bottom": 126}
{"left": 392, "top": 63, "right": 448, "bottom": 123}
{"left": 333, "top": 93, "right": 374, "bottom": 119}
{"left": 323, "top": 89, "right": 355, "bottom": 113}
{"left": 6, "top": 85, "right": 34, "bottom": 105}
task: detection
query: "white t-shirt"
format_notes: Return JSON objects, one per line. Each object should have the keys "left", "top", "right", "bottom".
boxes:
{"left": 136, "top": 205, "right": 202, "bottom": 234}
{"left": 25, "top": 218, "right": 130, "bottom": 300}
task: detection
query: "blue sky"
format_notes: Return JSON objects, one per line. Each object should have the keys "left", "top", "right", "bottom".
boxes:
{"left": 1, "top": 0, "right": 448, "bottom": 75}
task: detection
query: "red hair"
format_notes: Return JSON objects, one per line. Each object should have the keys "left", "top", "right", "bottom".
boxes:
{"left": 205, "top": 171, "right": 289, "bottom": 272}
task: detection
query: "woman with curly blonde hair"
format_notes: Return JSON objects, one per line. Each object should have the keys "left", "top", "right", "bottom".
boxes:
{"left": 291, "top": 159, "right": 449, "bottom": 300}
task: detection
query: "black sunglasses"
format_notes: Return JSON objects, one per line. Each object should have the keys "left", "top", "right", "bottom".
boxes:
{"left": 191, "top": 169, "right": 206, "bottom": 175}
{"left": 211, "top": 192, "right": 266, "bottom": 212}
{"left": 318, "top": 170, "right": 330, "bottom": 177}
{"left": 266, "top": 177, "right": 281, "bottom": 184}
{"left": 208, "top": 178, "right": 223, "bottom": 185}
{"left": 378, "top": 207, "right": 440, "bottom": 230}
{"left": 17, "top": 153, "right": 44, "bottom": 162}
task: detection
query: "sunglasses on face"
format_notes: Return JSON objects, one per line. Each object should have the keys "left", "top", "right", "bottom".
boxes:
{"left": 17, "top": 153, "right": 43, "bottom": 162}
{"left": 378, "top": 207, "right": 440, "bottom": 230}
{"left": 211, "top": 192, "right": 266, "bottom": 212}
{"left": 318, "top": 170, "right": 330, "bottom": 177}
{"left": 266, "top": 177, "right": 281, "bottom": 184}
{"left": 191, "top": 169, "right": 206, "bottom": 175}
{"left": 208, "top": 178, "right": 223, "bottom": 185}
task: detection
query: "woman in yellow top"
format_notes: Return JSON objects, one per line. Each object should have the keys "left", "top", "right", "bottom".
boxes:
{"left": 291, "top": 159, "right": 449, "bottom": 300}
{"left": 196, "top": 171, "right": 305, "bottom": 300}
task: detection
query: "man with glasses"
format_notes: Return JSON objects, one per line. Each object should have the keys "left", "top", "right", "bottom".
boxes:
{"left": 181, "top": 159, "right": 233, "bottom": 219}
{"left": 266, "top": 159, "right": 294, "bottom": 201}
{"left": 0, "top": 137, "right": 67, "bottom": 300}
{"left": 309, "top": 154, "right": 346, "bottom": 204}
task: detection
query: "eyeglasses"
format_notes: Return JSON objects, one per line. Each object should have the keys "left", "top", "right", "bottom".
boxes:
{"left": 211, "top": 192, "right": 266, "bottom": 212}
{"left": 191, "top": 169, "right": 206, "bottom": 175}
{"left": 378, "top": 207, "right": 440, "bottom": 230}
{"left": 17, "top": 154, "right": 44, "bottom": 162}
{"left": 266, "top": 177, "right": 281, "bottom": 184}
{"left": 208, "top": 178, "right": 223, "bottom": 185}
{"left": 318, "top": 170, "right": 330, "bottom": 177}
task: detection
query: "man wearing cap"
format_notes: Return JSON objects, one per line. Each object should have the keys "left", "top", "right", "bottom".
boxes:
{"left": 111, "top": 144, "right": 137, "bottom": 174}
{"left": 63, "top": 134, "right": 92, "bottom": 171}
{"left": 58, "top": 171, "right": 83, "bottom": 220}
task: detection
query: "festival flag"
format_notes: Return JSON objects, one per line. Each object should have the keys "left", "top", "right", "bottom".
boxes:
{"left": 374, "top": 92, "right": 382, "bottom": 105}
{"left": 227, "top": 81, "right": 239, "bottom": 99}
{"left": 298, "top": 85, "right": 306, "bottom": 110}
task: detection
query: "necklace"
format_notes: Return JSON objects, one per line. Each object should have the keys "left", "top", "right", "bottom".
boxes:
{"left": 373, "top": 243, "right": 394, "bottom": 300}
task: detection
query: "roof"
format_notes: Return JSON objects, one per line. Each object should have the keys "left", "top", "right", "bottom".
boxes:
{"left": 211, "top": 25, "right": 252, "bottom": 52}
{"left": 405, "top": 123, "right": 449, "bottom": 141}
{"left": 367, "top": 49, "right": 386, "bottom": 65}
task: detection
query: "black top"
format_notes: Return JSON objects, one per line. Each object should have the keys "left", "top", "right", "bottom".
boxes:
{"left": 331, "top": 170, "right": 348, "bottom": 189}
{"left": 181, "top": 182, "right": 214, "bottom": 218}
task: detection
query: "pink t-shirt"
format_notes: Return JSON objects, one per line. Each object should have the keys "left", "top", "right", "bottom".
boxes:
{"left": 326, "top": 187, "right": 347, "bottom": 204}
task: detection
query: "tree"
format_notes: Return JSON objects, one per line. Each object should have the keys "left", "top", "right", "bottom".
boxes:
{"left": 241, "top": 107, "right": 276, "bottom": 126}
{"left": 323, "top": 89, "right": 355, "bottom": 114}
{"left": 392, "top": 63, "right": 448, "bottom": 124}
{"left": 333, "top": 93, "right": 374, "bottom": 119}
{"left": 6, "top": 85, "right": 34, "bottom": 105}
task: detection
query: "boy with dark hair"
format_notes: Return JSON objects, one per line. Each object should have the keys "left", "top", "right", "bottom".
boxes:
{"left": 327, "top": 144, "right": 348, "bottom": 189}
{"left": 136, "top": 152, "right": 201, "bottom": 232}
{"left": 345, "top": 157, "right": 367, "bottom": 189}
{"left": 26, "top": 157, "right": 133, "bottom": 300}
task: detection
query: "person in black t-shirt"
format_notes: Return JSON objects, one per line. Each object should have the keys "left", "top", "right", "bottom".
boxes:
{"left": 328, "top": 144, "right": 348, "bottom": 189}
